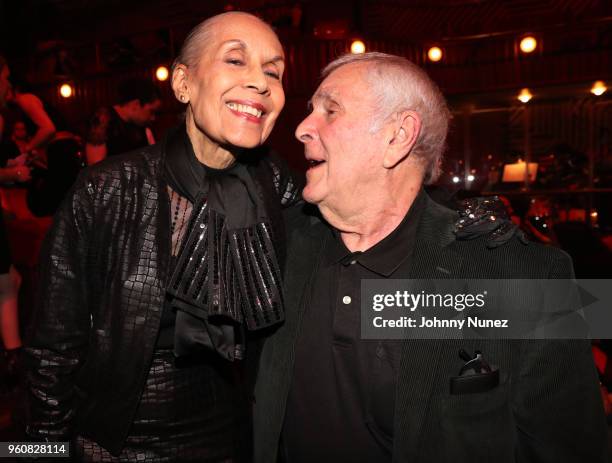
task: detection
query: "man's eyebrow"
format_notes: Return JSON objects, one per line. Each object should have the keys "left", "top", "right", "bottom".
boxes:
{"left": 309, "top": 91, "right": 339, "bottom": 108}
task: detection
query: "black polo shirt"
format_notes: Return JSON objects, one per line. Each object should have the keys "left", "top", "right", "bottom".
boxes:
{"left": 283, "top": 190, "right": 426, "bottom": 463}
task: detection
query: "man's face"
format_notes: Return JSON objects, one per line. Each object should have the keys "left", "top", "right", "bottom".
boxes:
{"left": 295, "top": 63, "right": 388, "bottom": 214}
{"left": 183, "top": 14, "right": 286, "bottom": 148}
{"left": 130, "top": 99, "right": 161, "bottom": 126}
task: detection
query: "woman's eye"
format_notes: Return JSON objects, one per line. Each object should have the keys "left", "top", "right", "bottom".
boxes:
{"left": 265, "top": 70, "right": 280, "bottom": 80}
{"left": 226, "top": 58, "right": 244, "bottom": 66}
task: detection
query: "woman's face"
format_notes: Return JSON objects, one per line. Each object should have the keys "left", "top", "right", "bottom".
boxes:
{"left": 180, "top": 15, "right": 285, "bottom": 149}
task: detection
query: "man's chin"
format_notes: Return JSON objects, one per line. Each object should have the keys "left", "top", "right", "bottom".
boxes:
{"left": 301, "top": 187, "right": 323, "bottom": 205}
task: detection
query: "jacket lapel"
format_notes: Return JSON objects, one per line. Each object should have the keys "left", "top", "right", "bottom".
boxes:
{"left": 393, "top": 196, "right": 463, "bottom": 462}
{"left": 254, "top": 207, "right": 328, "bottom": 461}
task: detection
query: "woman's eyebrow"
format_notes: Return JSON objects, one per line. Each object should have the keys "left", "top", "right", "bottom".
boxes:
{"left": 221, "top": 39, "right": 284, "bottom": 64}
{"left": 266, "top": 56, "right": 285, "bottom": 65}
{"left": 221, "top": 39, "right": 247, "bottom": 50}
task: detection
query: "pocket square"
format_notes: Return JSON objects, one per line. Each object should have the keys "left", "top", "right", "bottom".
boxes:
{"left": 450, "top": 368, "right": 499, "bottom": 394}
{"left": 450, "top": 348, "right": 500, "bottom": 394}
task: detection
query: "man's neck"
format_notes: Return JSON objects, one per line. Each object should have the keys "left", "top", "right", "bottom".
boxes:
{"left": 323, "top": 182, "right": 422, "bottom": 252}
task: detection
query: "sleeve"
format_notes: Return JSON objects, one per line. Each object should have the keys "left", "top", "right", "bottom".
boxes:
{"left": 264, "top": 153, "right": 304, "bottom": 208}
{"left": 23, "top": 173, "right": 94, "bottom": 441}
{"left": 512, "top": 251, "right": 608, "bottom": 462}
{"left": 86, "top": 107, "right": 111, "bottom": 146}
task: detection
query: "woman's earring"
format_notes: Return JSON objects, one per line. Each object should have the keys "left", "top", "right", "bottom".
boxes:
{"left": 180, "top": 95, "right": 187, "bottom": 102}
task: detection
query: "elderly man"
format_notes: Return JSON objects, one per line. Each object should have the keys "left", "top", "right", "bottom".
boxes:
{"left": 253, "top": 52, "right": 606, "bottom": 462}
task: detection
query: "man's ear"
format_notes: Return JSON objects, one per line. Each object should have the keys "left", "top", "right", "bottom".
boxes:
{"left": 383, "top": 110, "right": 421, "bottom": 169}
{"left": 171, "top": 64, "right": 190, "bottom": 103}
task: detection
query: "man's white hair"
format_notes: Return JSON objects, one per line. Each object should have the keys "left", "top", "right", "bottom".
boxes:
{"left": 321, "top": 52, "right": 451, "bottom": 184}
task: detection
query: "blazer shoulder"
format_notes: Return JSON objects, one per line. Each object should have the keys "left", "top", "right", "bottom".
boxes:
{"left": 454, "top": 234, "right": 574, "bottom": 278}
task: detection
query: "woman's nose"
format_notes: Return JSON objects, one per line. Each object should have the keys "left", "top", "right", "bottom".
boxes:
{"left": 245, "top": 65, "right": 269, "bottom": 95}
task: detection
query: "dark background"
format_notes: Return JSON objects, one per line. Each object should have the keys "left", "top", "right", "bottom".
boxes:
{"left": 1, "top": 0, "right": 610, "bottom": 179}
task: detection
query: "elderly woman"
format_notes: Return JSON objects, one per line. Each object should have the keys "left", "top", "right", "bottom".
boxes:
{"left": 24, "top": 12, "right": 297, "bottom": 462}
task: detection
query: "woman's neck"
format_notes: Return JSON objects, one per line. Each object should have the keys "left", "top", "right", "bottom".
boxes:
{"left": 186, "top": 111, "right": 236, "bottom": 169}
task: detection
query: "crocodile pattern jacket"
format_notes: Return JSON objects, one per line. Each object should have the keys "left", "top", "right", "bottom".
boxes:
{"left": 23, "top": 130, "right": 300, "bottom": 455}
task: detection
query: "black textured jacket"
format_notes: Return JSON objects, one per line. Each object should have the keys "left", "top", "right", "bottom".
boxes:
{"left": 23, "top": 134, "right": 300, "bottom": 455}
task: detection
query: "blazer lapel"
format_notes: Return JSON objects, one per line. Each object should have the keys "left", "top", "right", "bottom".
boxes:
{"left": 393, "top": 196, "right": 464, "bottom": 462}
{"left": 254, "top": 208, "right": 328, "bottom": 460}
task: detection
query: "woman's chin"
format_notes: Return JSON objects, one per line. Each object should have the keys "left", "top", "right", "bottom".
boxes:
{"left": 226, "top": 135, "right": 266, "bottom": 150}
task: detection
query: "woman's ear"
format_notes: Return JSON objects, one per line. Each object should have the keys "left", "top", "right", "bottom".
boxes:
{"left": 171, "top": 64, "right": 190, "bottom": 103}
{"left": 383, "top": 110, "right": 421, "bottom": 169}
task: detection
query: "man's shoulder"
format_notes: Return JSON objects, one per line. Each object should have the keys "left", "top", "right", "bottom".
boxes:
{"left": 422, "top": 194, "right": 572, "bottom": 277}
{"left": 452, "top": 232, "right": 573, "bottom": 278}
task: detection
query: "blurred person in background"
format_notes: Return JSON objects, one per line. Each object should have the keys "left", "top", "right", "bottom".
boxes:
{"left": 0, "top": 212, "right": 21, "bottom": 389}
{"left": 0, "top": 60, "right": 59, "bottom": 169}
{"left": 85, "top": 77, "right": 161, "bottom": 165}
{"left": 9, "top": 120, "right": 29, "bottom": 155}
{"left": 0, "top": 56, "right": 31, "bottom": 184}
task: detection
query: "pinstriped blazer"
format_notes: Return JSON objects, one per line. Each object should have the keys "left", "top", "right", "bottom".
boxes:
{"left": 253, "top": 194, "right": 607, "bottom": 463}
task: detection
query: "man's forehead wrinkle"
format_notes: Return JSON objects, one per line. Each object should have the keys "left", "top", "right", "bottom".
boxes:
{"left": 313, "top": 88, "right": 340, "bottom": 106}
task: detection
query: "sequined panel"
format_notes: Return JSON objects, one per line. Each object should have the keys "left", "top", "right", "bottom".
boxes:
{"left": 166, "top": 203, "right": 284, "bottom": 330}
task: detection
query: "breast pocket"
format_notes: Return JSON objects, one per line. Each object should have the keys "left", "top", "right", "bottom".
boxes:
{"left": 438, "top": 376, "right": 514, "bottom": 462}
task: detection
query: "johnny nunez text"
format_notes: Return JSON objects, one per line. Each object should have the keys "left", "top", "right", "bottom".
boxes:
{"left": 372, "top": 316, "right": 509, "bottom": 329}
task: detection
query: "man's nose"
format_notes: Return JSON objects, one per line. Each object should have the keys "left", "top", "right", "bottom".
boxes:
{"left": 295, "top": 114, "right": 316, "bottom": 143}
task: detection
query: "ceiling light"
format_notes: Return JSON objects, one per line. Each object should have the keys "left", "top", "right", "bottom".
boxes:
{"left": 519, "top": 36, "right": 537, "bottom": 54}
{"left": 155, "top": 66, "right": 169, "bottom": 81}
{"left": 518, "top": 88, "right": 532, "bottom": 103}
{"left": 59, "top": 83, "right": 73, "bottom": 98}
{"left": 350, "top": 40, "right": 365, "bottom": 54}
{"left": 427, "top": 46, "right": 443, "bottom": 62}
{"left": 591, "top": 81, "right": 607, "bottom": 96}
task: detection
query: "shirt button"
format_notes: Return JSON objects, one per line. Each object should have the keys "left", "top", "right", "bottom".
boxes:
{"left": 342, "top": 296, "right": 351, "bottom": 305}
{"left": 350, "top": 260, "right": 357, "bottom": 265}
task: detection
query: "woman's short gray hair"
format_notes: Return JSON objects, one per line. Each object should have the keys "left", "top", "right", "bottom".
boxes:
{"left": 322, "top": 52, "right": 451, "bottom": 184}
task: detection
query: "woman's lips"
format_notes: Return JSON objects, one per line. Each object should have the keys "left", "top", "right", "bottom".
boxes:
{"left": 226, "top": 101, "right": 265, "bottom": 123}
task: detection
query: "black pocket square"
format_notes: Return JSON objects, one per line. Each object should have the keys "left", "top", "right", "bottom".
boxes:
{"left": 450, "top": 349, "right": 500, "bottom": 394}
{"left": 450, "top": 368, "right": 500, "bottom": 394}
